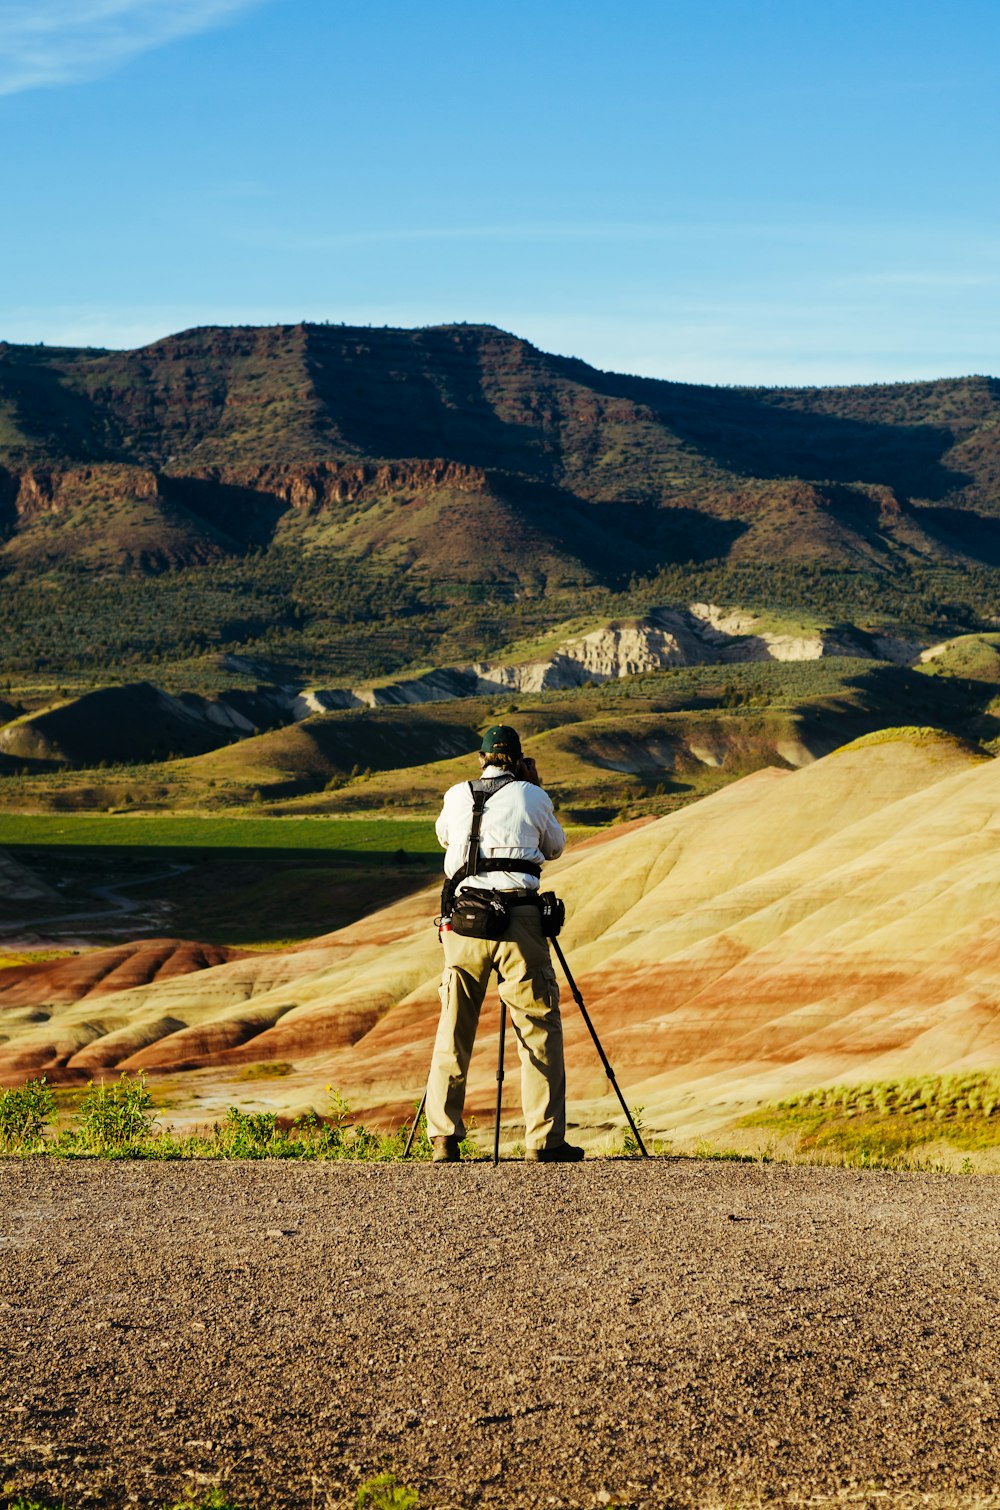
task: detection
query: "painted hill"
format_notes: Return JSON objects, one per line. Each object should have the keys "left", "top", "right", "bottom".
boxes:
{"left": 3, "top": 729, "right": 1000, "bottom": 1145}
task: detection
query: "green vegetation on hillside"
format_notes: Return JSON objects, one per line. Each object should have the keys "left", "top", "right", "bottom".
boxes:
{"left": 917, "top": 631, "right": 1000, "bottom": 683}
{"left": 740, "top": 1073, "right": 1000, "bottom": 1161}
{"left": 833, "top": 725, "right": 989, "bottom": 756}
{"left": 3, "top": 651, "right": 995, "bottom": 824}
{"left": 4, "top": 555, "right": 1000, "bottom": 692}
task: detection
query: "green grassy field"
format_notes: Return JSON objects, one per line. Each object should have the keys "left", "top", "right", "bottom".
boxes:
{"left": 0, "top": 813, "right": 442, "bottom": 852}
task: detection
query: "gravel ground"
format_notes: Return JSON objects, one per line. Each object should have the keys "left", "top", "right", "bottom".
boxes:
{"left": 2, "top": 1159, "right": 1000, "bottom": 1510}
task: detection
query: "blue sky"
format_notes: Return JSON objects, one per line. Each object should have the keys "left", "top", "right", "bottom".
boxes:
{"left": 2, "top": 0, "right": 998, "bottom": 384}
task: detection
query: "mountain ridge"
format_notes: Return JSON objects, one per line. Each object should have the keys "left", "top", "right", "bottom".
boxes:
{"left": 3, "top": 322, "right": 1000, "bottom": 683}
{"left": 3, "top": 320, "right": 998, "bottom": 510}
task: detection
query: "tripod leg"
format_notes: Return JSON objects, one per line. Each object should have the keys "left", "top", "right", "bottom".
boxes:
{"left": 402, "top": 1088, "right": 427, "bottom": 1159}
{"left": 493, "top": 1002, "right": 507, "bottom": 1166}
{"left": 551, "top": 937, "right": 650, "bottom": 1158}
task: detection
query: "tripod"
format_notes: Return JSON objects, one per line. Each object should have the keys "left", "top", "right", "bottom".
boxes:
{"left": 403, "top": 935, "right": 650, "bottom": 1163}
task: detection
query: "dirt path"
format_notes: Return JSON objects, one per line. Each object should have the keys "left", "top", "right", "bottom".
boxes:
{"left": 2, "top": 1159, "right": 999, "bottom": 1509}
{"left": 0, "top": 849, "right": 189, "bottom": 945}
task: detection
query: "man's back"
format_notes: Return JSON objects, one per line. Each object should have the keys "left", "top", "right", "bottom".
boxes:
{"left": 436, "top": 770, "right": 565, "bottom": 893}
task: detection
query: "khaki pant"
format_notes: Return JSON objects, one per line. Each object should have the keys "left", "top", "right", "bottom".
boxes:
{"left": 426, "top": 902, "right": 566, "bottom": 1151}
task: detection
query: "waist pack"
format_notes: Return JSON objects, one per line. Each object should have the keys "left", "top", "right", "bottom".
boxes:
{"left": 449, "top": 888, "right": 565, "bottom": 941}
{"left": 450, "top": 887, "right": 511, "bottom": 940}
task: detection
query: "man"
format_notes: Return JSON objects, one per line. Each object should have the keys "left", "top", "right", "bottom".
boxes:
{"left": 428, "top": 723, "right": 584, "bottom": 1164}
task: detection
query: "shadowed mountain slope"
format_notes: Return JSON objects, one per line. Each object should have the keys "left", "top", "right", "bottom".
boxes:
{"left": 4, "top": 732, "right": 1000, "bottom": 1143}
{"left": 2, "top": 325, "right": 999, "bottom": 589}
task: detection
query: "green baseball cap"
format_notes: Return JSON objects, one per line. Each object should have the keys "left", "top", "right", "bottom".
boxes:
{"left": 480, "top": 724, "right": 522, "bottom": 759}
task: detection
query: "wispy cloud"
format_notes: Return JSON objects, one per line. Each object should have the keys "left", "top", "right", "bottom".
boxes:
{"left": 227, "top": 217, "right": 1000, "bottom": 270}
{"left": 239, "top": 219, "right": 847, "bottom": 254}
{"left": 0, "top": 0, "right": 267, "bottom": 96}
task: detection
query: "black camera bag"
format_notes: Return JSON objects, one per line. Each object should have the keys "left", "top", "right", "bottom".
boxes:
{"left": 536, "top": 891, "right": 565, "bottom": 937}
{"left": 450, "top": 887, "right": 511, "bottom": 940}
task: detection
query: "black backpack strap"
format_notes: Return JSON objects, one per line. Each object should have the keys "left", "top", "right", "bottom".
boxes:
{"left": 464, "top": 783, "right": 488, "bottom": 881}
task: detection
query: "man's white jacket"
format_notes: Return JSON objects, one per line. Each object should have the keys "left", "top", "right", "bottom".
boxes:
{"left": 435, "top": 764, "right": 565, "bottom": 893}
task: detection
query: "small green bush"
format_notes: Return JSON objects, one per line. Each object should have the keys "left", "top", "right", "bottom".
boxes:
{"left": 237, "top": 1061, "right": 293, "bottom": 1081}
{"left": 167, "top": 1490, "right": 248, "bottom": 1510}
{"left": 214, "top": 1107, "right": 291, "bottom": 1158}
{"left": 0, "top": 1076, "right": 56, "bottom": 1152}
{"left": 64, "top": 1071, "right": 157, "bottom": 1155}
{"left": 356, "top": 1473, "right": 420, "bottom": 1510}
{"left": 621, "top": 1102, "right": 646, "bottom": 1157}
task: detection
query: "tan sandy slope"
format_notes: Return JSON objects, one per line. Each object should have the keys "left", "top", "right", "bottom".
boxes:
{"left": 2, "top": 731, "right": 999, "bottom": 1140}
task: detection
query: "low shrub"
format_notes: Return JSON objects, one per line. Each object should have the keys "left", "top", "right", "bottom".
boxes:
{"left": 167, "top": 1492, "right": 249, "bottom": 1510}
{"left": 237, "top": 1062, "right": 293, "bottom": 1081}
{"left": 356, "top": 1473, "right": 420, "bottom": 1510}
{"left": 621, "top": 1102, "right": 647, "bottom": 1157}
{"left": 60, "top": 1071, "right": 158, "bottom": 1156}
{"left": 0, "top": 1073, "right": 449, "bottom": 1162}
{"left": 0, "top": 1076, "right": 56, "bottom": 1153}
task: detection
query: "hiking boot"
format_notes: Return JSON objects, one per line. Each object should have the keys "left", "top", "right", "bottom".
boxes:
{"left": 431, "top": 1135, "right": 461, "bottom": 1163}
{"left": 524, "top": 1142, "right": 585, "bottom": 1164}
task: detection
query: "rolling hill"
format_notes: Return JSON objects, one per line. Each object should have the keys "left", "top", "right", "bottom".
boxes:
{"left": 4, "top": 639, "right": 995, "bottom": 825}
